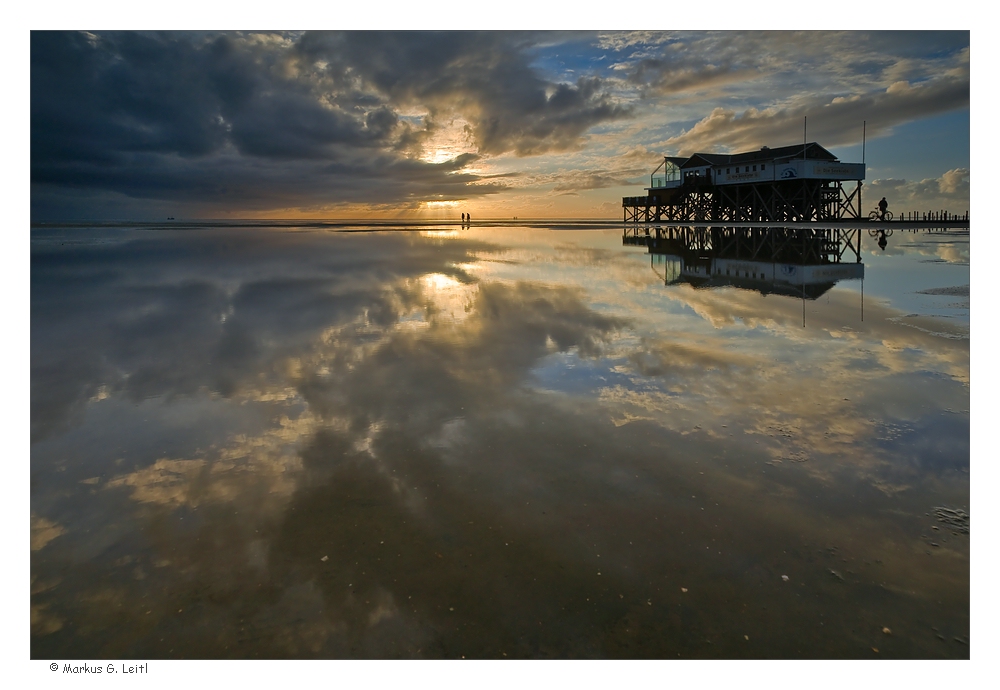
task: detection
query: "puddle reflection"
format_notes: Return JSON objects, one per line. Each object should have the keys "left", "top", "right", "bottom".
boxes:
{"left": 31, "top": 223, "right": 969, "bottom": 658}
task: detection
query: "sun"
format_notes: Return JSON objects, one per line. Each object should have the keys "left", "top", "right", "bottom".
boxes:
{"left": 417, "top": 117, "right": 477, "bottom": 165}
{"left": 421, "top": 147, "right": 464, "bottom": 165}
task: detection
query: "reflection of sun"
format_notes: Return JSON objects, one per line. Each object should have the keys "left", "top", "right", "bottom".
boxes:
{"left": 421, "top": 273, "right": 462, "bottom": 291}
{"left": 420, "top": 230, "right": 459, "bottom": 239}
{"left": 410, "top": 272, "right": 477, "bottom": 325}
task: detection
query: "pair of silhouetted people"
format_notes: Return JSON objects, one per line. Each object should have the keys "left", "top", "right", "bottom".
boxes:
{"left": 461, "top": 213, "right": 472, "bottom": 224}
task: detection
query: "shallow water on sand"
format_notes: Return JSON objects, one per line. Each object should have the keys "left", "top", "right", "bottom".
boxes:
{"left": 31, "top": 223, "right": 969, "bottom": 659}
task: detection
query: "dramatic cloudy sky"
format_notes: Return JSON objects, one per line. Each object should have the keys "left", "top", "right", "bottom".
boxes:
{"left": 30, "top": 29, "right": 970, "bottom": 220}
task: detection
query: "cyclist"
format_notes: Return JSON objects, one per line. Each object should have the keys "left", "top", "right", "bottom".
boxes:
{"left": 878, "top": 197, "right": 888, "bottom": 220}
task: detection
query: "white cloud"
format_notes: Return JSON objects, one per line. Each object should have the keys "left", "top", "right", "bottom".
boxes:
{"left": 658, "top": 67, "right": 969, "bottom": 156}
{"left": 869, "top": 168, "right": 970, "bottom": 213}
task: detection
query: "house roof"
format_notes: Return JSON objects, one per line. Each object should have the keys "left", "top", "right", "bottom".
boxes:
{"left": 679, "top": 143, "right": 838, "bottom": 168}
{"left": 684, "top": 153, "right": 731, "bottom": 167}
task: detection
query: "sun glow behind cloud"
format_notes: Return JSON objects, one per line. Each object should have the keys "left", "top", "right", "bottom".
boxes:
{"left": 418, "top": 117, "right": 477, "bottom": 165}
{"left": 421, "top": 148, "right": 468, "bottom": 165}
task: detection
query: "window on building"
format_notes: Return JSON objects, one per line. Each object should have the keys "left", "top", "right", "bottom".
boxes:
{"left": 726, "top": 168, "right": 730, "bottom": 174}
{"left": 753, "top": 165, "right": 757, "bottom": 171}
{"left": 761, "top": 164, "right": 766, "bottom": 170}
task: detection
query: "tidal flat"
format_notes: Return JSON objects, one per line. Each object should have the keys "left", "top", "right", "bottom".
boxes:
{"left": 30, "top": 223, "right": 970, "bottom": 659}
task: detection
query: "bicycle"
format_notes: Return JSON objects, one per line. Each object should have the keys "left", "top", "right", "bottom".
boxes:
{"left": 868, "top": 225, "right": 893, "bottom": 238}
{"left": 868, "top": 206, "right": 893, "bottom": 236}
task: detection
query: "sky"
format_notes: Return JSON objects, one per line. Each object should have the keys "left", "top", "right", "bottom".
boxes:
{"left": 29, "top": 28, "right": 970, "bottom": 220}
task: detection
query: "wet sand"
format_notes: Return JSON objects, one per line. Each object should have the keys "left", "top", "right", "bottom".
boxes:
{"left": 31, "top": 224, "right": 969, "bottom": 659}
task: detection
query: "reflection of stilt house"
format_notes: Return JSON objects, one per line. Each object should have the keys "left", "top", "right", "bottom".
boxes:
{"left": 623, "top": 226, "right": 864, "bottom": 299}
{"left": 623, "top": 143, "right": 865, "bottom": 223}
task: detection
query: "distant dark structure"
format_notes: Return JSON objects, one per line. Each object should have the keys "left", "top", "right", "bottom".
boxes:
{"left": 623, "top": 225, "right": 864, "bottom": 300}
{"left": 623, "top": 143, "right": 865, "bottom": 223}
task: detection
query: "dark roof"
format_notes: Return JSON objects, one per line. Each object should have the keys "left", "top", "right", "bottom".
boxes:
{"left": 679, "top": 143, "right": 838, "bottom": 168}
{"left": 684, "top": 153, "right": 731, "bottom": 167}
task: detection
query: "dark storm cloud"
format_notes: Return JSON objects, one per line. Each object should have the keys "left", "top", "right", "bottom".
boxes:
{"left": 31, "top": 31, "right": 630, "bottom": 217}
{"left": 33, "top": 148, "right": 495, "bottom": 213}
{"left": 295, "top": 32, "right": 632, "bottom": 157}
{"left": 30, "top": 31, "right": 450, "bottom": 214}
{"left": 30, "top": 31, "right": 394, "bottom": 161}
{"left": 31, "top": 32, "right": 223, "bottom": 162}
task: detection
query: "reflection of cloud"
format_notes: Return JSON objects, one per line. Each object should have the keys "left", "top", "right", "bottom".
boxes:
{"left": 31, "top": 604, "right": 64, "bottom": 636}
{"left": 299, "top": 280, "right": 628, "bottom": 437}
{"left": 106, "top": 412, "right": 317, "bottom": 510}
{"left": 107, "top": 459, "right": 209, "bottom": 508}
{"left": 30, "top": 229, "right": 500, "bottom": 442}
{"left": 458, "top": 230, "right": 968, "bottom": 483}
{"left": 596, "top": 278, "right": 968, "bottom": 486}
{"left": 31, "top": 225, "right": 969, "bottom": 658}
{"left": 31, "top": 515, "right": 66, "bottom": 551}
{"left": 62, "top": 267, "right": 631, "bottom": 538}
{"left": 89, "top": 267, "right": 633, "bottom": 571}
{"left": 627, "top": 337, "right": 757, "bottom": 375}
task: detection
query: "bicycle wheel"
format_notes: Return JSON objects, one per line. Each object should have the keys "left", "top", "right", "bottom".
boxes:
{"left": 884, "top": 228, "right": 893, "bottom": 237}
{"left": 868, "top": 228, "right": 879, "bottom": 237}
{"left": 868, "top": 210, "right": 879, "bottom": 220}
{"left": 885, "top": 211, "right": 893, "bottom": 221}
